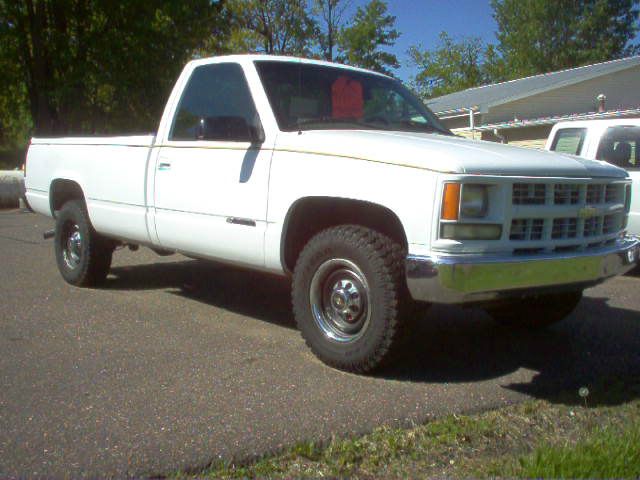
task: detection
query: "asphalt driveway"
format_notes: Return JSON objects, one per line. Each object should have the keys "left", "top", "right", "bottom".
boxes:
{"left": 1, "top": 209, "right": 639, "bottom": 477}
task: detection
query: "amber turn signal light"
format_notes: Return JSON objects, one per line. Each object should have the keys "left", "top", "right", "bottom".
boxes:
{"left": 441, "top": 183, "right": 461, "bottom": 220}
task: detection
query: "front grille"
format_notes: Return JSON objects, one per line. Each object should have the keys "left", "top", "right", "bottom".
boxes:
{"left": 514, "top": 182, "right": 626, "bottom": 207}
{"left": 586, "top": 184, "right": 603, "bottom": 204}
{"left": 605, "top": 184, "right": 624, "bottom": 204}
{"left": 583, "top": 216, "right": 603, "bottom": 237}
{"left": 551, "top": 218, "right": 578, "bottom": 239}
{"left": 513, "top": 213, "right": 625, "bottom": 242}
{"left": 587, "top": 185, "right": 604, "bottom": 205}
{"left": 554, "top": 184, "right": 580, "bottom": 204}
{"left": 603, "top": 213, "right": 623, "bottom": 234}
{"left": 510, "top": 218, "right": 544, "bottom": 241}
{"left": 513, "top": 183, "right": 546, "bottom": 205}
{"left": 509, "top": 180, "right": 628, "bottom": 249}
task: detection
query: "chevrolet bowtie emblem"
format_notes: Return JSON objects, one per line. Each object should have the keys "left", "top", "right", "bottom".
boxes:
{"left": 578, "top": 206, "right": 599, "bottom": 219}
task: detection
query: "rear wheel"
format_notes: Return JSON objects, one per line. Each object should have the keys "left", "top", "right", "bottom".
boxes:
{"left": 485, "top": 291, "right": 583, "bottom": 328}
{"left": 54, "top": 200, "right": 113, "bottom": 286}
{"left": 292, "top": 225, "right": 407, "bottom": 373}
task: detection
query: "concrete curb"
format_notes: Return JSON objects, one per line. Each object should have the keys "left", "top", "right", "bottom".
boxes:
{"left": 0, "top": 170, "right": 25, "bottom": 209}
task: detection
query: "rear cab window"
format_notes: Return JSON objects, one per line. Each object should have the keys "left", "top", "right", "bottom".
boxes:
{"left": 550, "top": 128, "right": 587, "bottom": 155}
{"left": 596, "top": 125, "right": 640, "bottom": 170}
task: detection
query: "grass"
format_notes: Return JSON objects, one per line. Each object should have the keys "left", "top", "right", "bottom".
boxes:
{"left": 515, "top": 422, "right": 640, "bottom": 478}
{"left": 175, "top": 378, "right": 640, "bottom": 479}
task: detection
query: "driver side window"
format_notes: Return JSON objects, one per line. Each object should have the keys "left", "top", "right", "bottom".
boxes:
{"left": 170, "top": 63, "right": 262, "bottom": 142}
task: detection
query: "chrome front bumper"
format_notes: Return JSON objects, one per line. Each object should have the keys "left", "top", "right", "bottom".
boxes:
{"left": 406, "top": 237, "right": 640, "bottom": 304}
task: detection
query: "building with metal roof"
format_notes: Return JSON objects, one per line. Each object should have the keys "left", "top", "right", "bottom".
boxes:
{"left": 427, "top": 55, "right": 640, "bottom": 149}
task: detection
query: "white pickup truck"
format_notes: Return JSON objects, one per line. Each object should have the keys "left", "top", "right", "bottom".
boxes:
{"left": 546, "top": 119, "right": 640, "bottom": 236}
{"left": 25, "top": 55, "right": 639, "bottom": 372}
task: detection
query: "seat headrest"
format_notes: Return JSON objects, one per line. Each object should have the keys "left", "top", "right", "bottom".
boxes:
{"left": 612, "top": 142, "right": 632, "bottom": 165}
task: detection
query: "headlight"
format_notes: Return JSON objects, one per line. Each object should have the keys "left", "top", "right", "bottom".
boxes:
{"left": 440, "top": 223, "right": 502, "bottom": 240}
{"left": 460, "top": 184, "right": 488, "bottom": 218}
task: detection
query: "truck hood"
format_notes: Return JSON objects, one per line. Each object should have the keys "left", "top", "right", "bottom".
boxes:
{"left": 279, "top": 130, "right": 627, "bottom": 178}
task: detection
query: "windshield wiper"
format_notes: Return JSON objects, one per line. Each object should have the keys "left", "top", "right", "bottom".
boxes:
{"left": 394, "top": 120, "right": 452, "bottom": 135}
{"left": 290, "top": 117, "right": 390, "bottom": 132}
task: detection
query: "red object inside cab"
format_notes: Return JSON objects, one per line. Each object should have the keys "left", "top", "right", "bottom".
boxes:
{"left": 331, "top": 76, "right": 363, "bottom": 119}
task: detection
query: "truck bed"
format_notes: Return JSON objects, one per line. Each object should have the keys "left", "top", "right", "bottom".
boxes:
{"left": 26, "top": 135, "right": 156, "bottom": 245}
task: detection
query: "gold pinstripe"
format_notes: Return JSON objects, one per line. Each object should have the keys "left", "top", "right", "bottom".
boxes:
{"left": 155, "top": 144, "right": 450, "bottom": 173}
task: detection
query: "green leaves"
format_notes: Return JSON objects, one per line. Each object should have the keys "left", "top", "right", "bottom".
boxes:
{"left": 0, "top": 0, "right": 228, "bottom": 138}
{"left": 409, "top": 32, "right": 502, "bottom": 99}
{"left": 6, "top": 0, "right": 634, "bottom": 142}
{"left": 217, "top": 0, "right": 401, "bottom": 75}
{"left": 313, "top": 0, "right": 352, "bottom": 61}
{"left": 492, "top": 0, "right": 640, "bottom": 78}
{"left": 409, "top": 0, "right": 639, "bottom": 99}
{"left": 218, "top": 0, "right": 317, "bottom": 56}
{"left": 0, "top": 0, "right": 405, "bottom": 145}
{"left": 337, "top": 0, "right": 400, "bottom": 75}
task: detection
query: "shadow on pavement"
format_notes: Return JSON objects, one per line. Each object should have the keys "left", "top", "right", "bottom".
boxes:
{"left": 382, "top": 296, "right": 640, "bottom": 406}
{"left": 107, "top": 259, "right": 640, "bottom": 406}
{"left": 107, "top": 259, "right": 296, "bottom": 329}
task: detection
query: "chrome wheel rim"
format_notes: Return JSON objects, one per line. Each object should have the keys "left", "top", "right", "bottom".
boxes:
{"left": 62, "top": 223, "right": 82, "bottom": 269}
{"left": 310, "top": 258, "right": 371, "bottom": 343}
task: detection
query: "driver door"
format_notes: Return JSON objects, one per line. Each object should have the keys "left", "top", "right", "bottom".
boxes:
{"left": 153, "top": 62, "right": 270, "bottom": 267}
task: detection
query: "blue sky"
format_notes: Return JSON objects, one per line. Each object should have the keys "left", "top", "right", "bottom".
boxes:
{"left": 348, "top": 0, "right": 498, "bottom": 82}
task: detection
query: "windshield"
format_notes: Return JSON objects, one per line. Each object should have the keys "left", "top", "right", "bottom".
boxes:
{"left": 254, "top": 60, "right": 451, "bottom": 135}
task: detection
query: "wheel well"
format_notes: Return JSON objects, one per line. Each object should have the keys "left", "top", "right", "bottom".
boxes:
{"left": 50, "top": 179, "right": 85, "bottom": 215}
{"left": 281, "top": 197, "right": 409, "bottom": 273}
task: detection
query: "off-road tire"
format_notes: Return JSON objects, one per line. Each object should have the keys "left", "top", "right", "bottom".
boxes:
{"left": 485, "top": 291, "right": 583, "bottom": 328}
{"left": 54, "top": 200, "right": 113, "bottom": 287}
{"left": 292, "top": 225, "right": 407, "bottom": 373}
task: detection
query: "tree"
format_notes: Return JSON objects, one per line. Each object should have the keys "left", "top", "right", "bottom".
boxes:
{"left": 0, "top": 9, "right": 31, "bottom": 149}
{"left": 313, "top": 0, "right": 351, "bottom": 61}
{"left": 0, "top": 0, "right": 227, "bottom": 137}
{"left": 492, "top": 0, "right": 640, "bottom": 78}
{"left": 409, "top": 1, "right": 639, "bottom": 99}
{"left": 409, "top": 32, "right": 503, "bottom": 99}
{"left": 337, "top": 0, "right": 399, "bottom": 75}
{"left": 220, "top": 0, "right": 317, "bottom": 56}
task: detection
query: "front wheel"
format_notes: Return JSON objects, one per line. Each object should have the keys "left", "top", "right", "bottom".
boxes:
{"left": 485, "top": 291, "right": 583, "bottom": 328}
{"left": 292, "top": 225, "right": 407, "bottom": 373}
{"left": 54, "top": 200, "right": 113, "bottom": 287}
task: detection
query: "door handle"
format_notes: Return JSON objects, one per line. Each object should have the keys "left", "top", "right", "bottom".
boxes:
{"left": 158, "top": 162, "right": 171, "bottom": 171}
